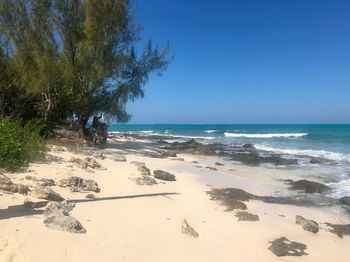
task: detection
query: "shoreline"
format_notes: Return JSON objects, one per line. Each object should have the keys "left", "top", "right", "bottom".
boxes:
{"left": 0, "top": 134, "right": 350, "bottom": 261}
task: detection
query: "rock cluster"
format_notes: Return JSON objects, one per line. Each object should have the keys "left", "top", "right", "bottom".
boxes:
{"left": 325, "top": 223, "right": 350, "bottom": 238}
{"left": 43, "top": 201, "right": 86, "bottom": 234}
{"left": 57, "top": 176, "right": 100, "bottom": 193}
{"left": 113, "top": 154, "right": 127, "bottom": 162}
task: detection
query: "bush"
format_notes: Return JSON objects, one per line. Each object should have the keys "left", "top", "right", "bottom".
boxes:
{"left": 0, "top": 119, "right": 47, "bottom": 171}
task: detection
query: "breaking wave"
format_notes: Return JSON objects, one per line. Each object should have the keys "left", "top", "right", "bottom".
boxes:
{"left": 224, "top": 132, "right": 308, "bottom": 138}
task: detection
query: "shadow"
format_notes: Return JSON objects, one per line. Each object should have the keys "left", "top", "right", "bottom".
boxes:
{"left": 0, "top": 192, "right": 179, "bottom": 220}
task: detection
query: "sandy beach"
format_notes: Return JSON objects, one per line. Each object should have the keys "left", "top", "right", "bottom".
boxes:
{"left": 1, "top": 134, "right": 350, "bottom": 262}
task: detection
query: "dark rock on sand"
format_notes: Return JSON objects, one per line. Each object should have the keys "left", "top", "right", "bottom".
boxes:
{"left": 133, "top": 176, "right": 158, "bottom": 186}
{"left": 181, "top": 219, "right": 199, "bottom": 238}
{"left": 207, "top": 187, "right": 316, "bottom": 209}
{"left": 339, "top": 196, "right": 350, "bottom": 206}
{"left": 0, "top": 174, "right": 30, "bottom": 194}
{"left": 31, "top": 184, "right": 64, "bottom": 201}
{"left": 215, "top": 162, "right": 224, "bottom": 166}
{"left": 235, "top": 211, "right": 259, "bottom": 221}
{"left": 84, "top": 157, "right": 104, "bottom": 169}
{"left": 43, "top": 201, "right": 86, "bottom": 234}
{"left": 57, "top": 176, "right": 100, "bottom": 193}
{"left": 153, "top": 170, "right": 176, "bottom": 181}
{"left": 221, "top": 198, "right": 247, "bottom": 211}
{"left": 288, "top": 179, "right": 330, "bottom": 193}
{"left": 325, "top": 223, "right": 350, "bottom": 238}
{"left": 268, "top": 237, "right": 308, "bottom": 257}
{"left": 295, "top": 215, "right": 319, "bottom": 233}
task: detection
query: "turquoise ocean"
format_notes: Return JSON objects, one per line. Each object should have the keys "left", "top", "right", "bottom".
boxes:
{"left": 109, "top": 124, "right": 350, "bottom": 197}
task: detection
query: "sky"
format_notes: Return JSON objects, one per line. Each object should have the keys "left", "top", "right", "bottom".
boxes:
{"left": 126, "top": 0, "right": 350, "bottom": 124}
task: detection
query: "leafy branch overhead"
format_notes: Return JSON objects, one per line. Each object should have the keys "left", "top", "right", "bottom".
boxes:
{"left": 0, "top": 0, "right": 171, "bottom": 125}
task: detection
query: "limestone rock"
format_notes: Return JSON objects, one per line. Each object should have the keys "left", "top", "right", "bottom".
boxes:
{"left": 43, "top": 201, "right": 86, "bottom": 234}
{"left": 153, "top": 170, "right": 176, "bottom": 181}
{"left": 57, "top": 176, "right": 100, "bottom": 193}
{"left": 31, "top": 184, "right": 64, "bottom": 201}
{"left": 131, "top": 161, "right": 151, "bottom": 176}
{"left": 215, "top": 162, "right": 224, "bottom": 166}
{"left": 326, "top": 223, "right": 350, "bottom": 238}
{"left": 181, "top": 219, "right": 199, "bottom": 238}
{"left": 295, "top": 215, "right": 319, "bottom": 233}
{"left": 133, "top": 176, "right": 157, "bottom": 186}
{"left": 113, "top": 154, "right": 127, "bottom": 162}
{"left": 0, "top": 174, "right": 30, "bottom": 194}
{"left": 339, "top": 196, "right": 350, "bottom": 206}
{"left": 268, "top": 237, "right": 308, "bottom": 257}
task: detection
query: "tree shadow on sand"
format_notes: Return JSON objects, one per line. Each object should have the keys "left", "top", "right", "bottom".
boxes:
{"left": 0, "top": 192, "right": 179, "bottom": 220}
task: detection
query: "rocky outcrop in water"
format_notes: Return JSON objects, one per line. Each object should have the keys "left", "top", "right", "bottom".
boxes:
{"left": 295, "top": 215, "right": 319, "bottom": 233}
{"left": 287, "top": 179, "right": 330, "bottom": 193}
{"left": 43, "top": 201, "right": 86, "bottom": 234}
{"left": 268, "top": 237, "right": 308, "bottom": 257}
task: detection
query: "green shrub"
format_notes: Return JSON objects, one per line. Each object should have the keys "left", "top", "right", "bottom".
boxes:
{"left": 0, "top": 119, "right": 47, "bottom": 171}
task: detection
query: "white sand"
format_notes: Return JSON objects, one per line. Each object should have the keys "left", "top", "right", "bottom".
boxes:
{"left": 0, "top": 138, "right": 349, "bottom": 262}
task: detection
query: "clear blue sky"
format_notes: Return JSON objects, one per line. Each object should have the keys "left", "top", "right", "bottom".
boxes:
{"left": 127, "top": 0, "right": 350, "bottom": 124}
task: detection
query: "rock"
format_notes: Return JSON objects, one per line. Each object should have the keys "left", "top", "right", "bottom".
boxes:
{"left": 339, "top": 196, "right": 350, "bottom": 206}
{"left": 215, "top": 162, "right": 224, "bottom": 166}
{"left": 39, "top": 178, "right": 55, "bottom": 187}
{"left": 160, "top": 151, "right": 177, "bottom": 158}
{"left": 31, "top": 184, "right": 64, "bottom": 201}
{"left": 192, "top": 161, "right": 199, "bottom": 164}
{"left": 268, "top": 237, "right": 308, "bottom": 257}
{"left": 57, "top": 176, "right": 100, "bottom": 193}
{"left": 133, "top": 176, "right": 158, "bottom": 186}
{"left": 181, "top": 219, "right": 199, "bottom": 238}
{"left": 113, "top": 154, "right": 127, "bottom": 162}
{"left": 171, "top": 157, "right": 184, "bottom": 161}
{"left": 295, "top": 215, "right": 319, "bottom": 233}
{"left": 153, "top": 170, "right": 176, "bottom": 181}
{"left": 208, "top": 188, "right": 254, "bottom": 202}
{"left": 205, "top": 166, "right": 217, "bottom": 171}
{"left": 85, "top": 193, "right": 97, "bottom": 199}
{"left": 91, "top": 152, "right": 105, "bottom": 159}
{"left": 131, "top": 161, "right": 151, "bottom": 176}
{"left": 288, "top": 179, "right": 330, "bottom": 193}
{"left": 24, "top": 198, "right": 48, "bottom": 209}
{"left": 85, "top": 157, "right": 104, "bottom": 169}
{"left": 43, "top": 201, "right": 86, "bottom": 234}
{"left": 0, "top": 174, "right": 30, "bottom": 194}
{"left": 242, "top": 143, "right": 255, "bottom": 149}
{"left": 221, "top": 199, "right": 247, "bottom": 211}
{"left": 325, "top": 223, "right": 350, "bottom": 238}
{"left": 235, "top": 211, "right": 259, "bottom": 221}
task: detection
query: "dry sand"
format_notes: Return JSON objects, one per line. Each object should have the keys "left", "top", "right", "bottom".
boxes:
{"left": 0, "top": 137, "right": 349, "bottom": 262}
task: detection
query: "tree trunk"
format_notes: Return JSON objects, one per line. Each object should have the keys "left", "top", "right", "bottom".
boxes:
{"left": 78, "top": 115, "right": 89, "bottom": 139}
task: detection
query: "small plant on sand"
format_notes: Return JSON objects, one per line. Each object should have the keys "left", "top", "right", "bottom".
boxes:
{"left": 0, "top": 119, "right": 46, "bottom": 171}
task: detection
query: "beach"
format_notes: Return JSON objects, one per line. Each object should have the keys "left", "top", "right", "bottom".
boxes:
{"left": 0, "top": 132, "right": 350, "bottom": 262}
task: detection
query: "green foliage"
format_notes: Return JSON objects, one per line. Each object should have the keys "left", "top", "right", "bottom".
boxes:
{"left": 0, "top": 0, "right": 171, "bottom": 129}
{"left": 0, "top": 118, "right": 47, "bottom": 171}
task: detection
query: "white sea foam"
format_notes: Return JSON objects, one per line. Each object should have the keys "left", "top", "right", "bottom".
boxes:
{"left": 255, "top": 145, "right": 350, "bottom": 162}
{"left": 204, "top": 130, "right": 219, "bottom": 133}
{"left": 224, "top": 132, "right": 308, "bottom": 138}
{"left": 172, "top": 135, "right": 216, "bottom": 140}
